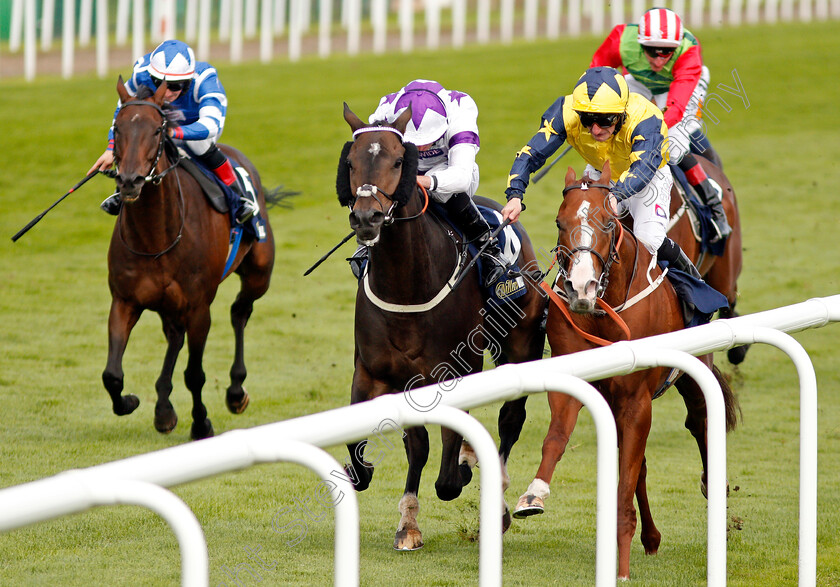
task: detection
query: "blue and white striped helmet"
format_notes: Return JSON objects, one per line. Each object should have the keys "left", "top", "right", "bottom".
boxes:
{"left": 149, "top": 40, "right": 196, "bottom": 81}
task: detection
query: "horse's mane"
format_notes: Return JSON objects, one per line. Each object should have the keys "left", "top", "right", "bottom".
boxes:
{"left": 336, "top": 139, "right": 419, "bottom": 208}
{"left": 134, "top": 85, "right": 155, "bottom": 100}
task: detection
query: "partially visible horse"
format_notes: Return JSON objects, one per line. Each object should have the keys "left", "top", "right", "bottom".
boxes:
{"left": 665, "top": 157, "right": 748, "bottom": 364}
{"left": 102, "top": 78, "right": 276, "bottom": 439}
{"left": 513, "top": 163, "right": 739, "bottom": 580}
{"left": 338, "top": 103, "right": 546, "bottom": 549}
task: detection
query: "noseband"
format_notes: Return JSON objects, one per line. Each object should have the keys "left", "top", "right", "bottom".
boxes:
{"left": 116, "top": 100, "right": 180, "bottom": 184}
{"left": 556, "top": 182, "right": 621, "bottom": 299}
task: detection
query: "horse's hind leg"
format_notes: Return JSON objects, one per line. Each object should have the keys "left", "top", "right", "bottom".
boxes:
{"left": 720, "top": 302, "right": 751, "bottom": 365}
{"left": 635, "top": 456, "right": 661, "bottom": 555}
{"left": 103, "top": 300, "right": 142, "bottom": 416}
{"left": 436, "top": 426, "right": 466, "bottom": 501}
{"left": 395, "top": 425, "right": 430, "bottom": 550}
{"left": 226, "top": 258, "right": 272, "bottom": 413}
{"left": 184, "top": 307, "right": 214, "bottom": 440}
{"left": 154, "top": 315, "right": 186, "bottom": 434}
{"left": 675, "top": 373, "right": 711, "bottom": 496}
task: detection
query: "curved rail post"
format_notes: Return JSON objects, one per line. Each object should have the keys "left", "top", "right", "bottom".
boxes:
{"left": 223, "top": 433, "right": 361, "bottom": 587}
{"left": 622, "top": 345, "right": 728, "bottom": 586}
{"left": 725, "top": 325, "right": 818, "bottom": 587}
{"left": 6, "top": 472, "right": 210, "bottom": 587}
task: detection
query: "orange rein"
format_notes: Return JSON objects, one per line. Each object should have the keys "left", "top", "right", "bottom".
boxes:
{"left": 542, "top": 218, "right": 631, "bottom": 347}
{"left": 416, "top": 179, "right": 430, "bottom": 215}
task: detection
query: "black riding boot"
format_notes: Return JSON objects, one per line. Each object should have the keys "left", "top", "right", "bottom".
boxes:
{"left": 679, "top": 154, "right": 731, "bottom": 242}
{"left": 199, "top": 146, "right": 258, "bottom": 225}
{"left": 100, "top": 192, "right": 121, "bottom": 215}
{"left": 445, "top": 192, "right": 508, "bottom": 287}
{"left": 695, "top": 177, "right": 731, "bottom": 242}
{"left": 658, "top": 237, "right": 702, "bottom": 280}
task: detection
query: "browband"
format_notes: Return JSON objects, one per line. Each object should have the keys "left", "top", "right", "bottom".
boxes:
{"left": 352, "top": 126, "right": 405, "bottom": 142}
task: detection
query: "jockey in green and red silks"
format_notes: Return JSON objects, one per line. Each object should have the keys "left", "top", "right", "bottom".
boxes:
{"left": 591, "top": 7, "right": 731, "bottom": 242}
{"left": 89, "top": 39, "right": 258, "bottom": 225}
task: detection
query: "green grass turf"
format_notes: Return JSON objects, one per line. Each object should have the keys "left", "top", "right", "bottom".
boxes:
{"left": 1, "top": 19, "right": 839, "bottom": 586}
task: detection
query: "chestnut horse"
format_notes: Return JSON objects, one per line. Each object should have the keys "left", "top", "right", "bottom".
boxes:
{"left": 102, "top": 79, "right": 275, "bottom": 439}
{"left": 338, "top": 104, "right": 546, "bottom": 550}
{"left": 666, "top": 157, "right": 748, "bottom": 364}
{"left": 513, "top": 163, "right": 739, "bottom": 579}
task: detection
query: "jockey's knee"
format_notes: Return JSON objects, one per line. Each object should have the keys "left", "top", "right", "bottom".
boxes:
{"left": 635, "top": 226, "right": 665, "bottom": 255}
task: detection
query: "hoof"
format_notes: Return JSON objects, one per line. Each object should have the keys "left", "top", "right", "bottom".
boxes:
{"left": 512, "top": 493, "right": 545, "bottom": 519}
{"left": 502, "top": 503, "right": 512, "bottom": 534}
{"left": 700, "top": 473, "right": 730, "bottom": 499}
{"left": 346, "top": 464, "right": 372, "bottom": 491}
{"left": 435, "top": 481, "right": 463, "bottom": 502}
{"left": 394, "top": 529, "right": 424, "bottom": 551}
{"left": 154, "top": 404, "right": 178, "bottom": 434}
{"left": 728, "top": 344, "right": 749, "bottom": 365}
{"left": 113, "top": 394, "right": 140, "bottom": 416}
{"left": 459, "top": 462, "right": 473, "bottom": 487}
{"left": 226, "top": 388, "right": 250, "bottom": 414}
{"left": 191, "top": 418, "right": 215, "bottom": 440}
{"left": 642, "top": 531, "right": 662, "bottom": 555}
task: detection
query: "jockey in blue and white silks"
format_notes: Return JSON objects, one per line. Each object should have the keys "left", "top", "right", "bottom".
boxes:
{"left": 89, "top": 40, "right": 258, "bottom": 224}
{"left": 364, "top": 79, "right": 508, "bottom": 287}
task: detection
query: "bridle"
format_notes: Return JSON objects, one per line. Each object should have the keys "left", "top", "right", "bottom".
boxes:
{"left": 555, "top": 182, "right": 621, "bottom": 300}
{"left": 115, "top": 100, "right": 180, "bottom": 184}
{"left": 114, "top": 99, "right": 184, "bottom": 258}
{"left": 347, "top": 126, "right": 427, "bottom": 224}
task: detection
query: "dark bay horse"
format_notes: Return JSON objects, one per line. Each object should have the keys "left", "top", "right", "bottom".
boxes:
{"left": 103, "top": 78, "right": 275, "bottom": 439}
{"left": 338, "top": 104, "right": 546, "bottom": 550}
{"left": 512, "top": 163, "right": 739, "bottom": 579}
{"left": 665, "top": 157, "right": 748, "bottom": 364}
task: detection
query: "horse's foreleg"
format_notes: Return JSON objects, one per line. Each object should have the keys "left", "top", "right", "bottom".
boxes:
{"left": 635, "top": 456, "right": 661, "bottom": 555}
{"left": 185, "top": 307, "right": 213, "bottom": 440}
{"left": 497, "top": 397, "right": 528, "bottom": 531}
{"left": 154, "top": 315, "right": 185, "bottom": 434}
{"left": 226, "top": 291, "right": 255, "bottom": 414}
{"left": 103, "top": 300, "right": 142, "bottom": 416}
{"left": 436, "top": 426, "right": 465, "bottom": 502}
{"left": 514, "top": 392, "right": 583, "bottom": 518}
{"left": 615, "top": 396, "right": 652, "bottom": 580}
{"left": 395, "top": 426, "right": 430, "bottom": 551}
{"left": 343, "top": 364, "right": 389, "bottom": 491}
{"left": 103, "top": 302, "right": 142, "bottom": 416}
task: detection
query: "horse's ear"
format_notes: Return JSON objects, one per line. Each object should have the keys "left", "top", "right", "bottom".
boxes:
{"left": 601, "top": 160, "right": 611, "bottom": 182}
{"left": 564, "top": 166, "right": 576, "bottom": 188}
{"left": 343, "top": 102, "right": 366, "bottom": 132}
{"left": 393, "top": 105, "right": 412, "bottom": 135}
{"left": 116, "top": 76, "right": 130, "bottom": 104}
{"left": 152, "top": 78, "right": 168, "bottom": 105}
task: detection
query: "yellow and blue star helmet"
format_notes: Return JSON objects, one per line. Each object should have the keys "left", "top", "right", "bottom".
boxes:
{"left": 571, "top": 67, "right": 629, "bottom": 114}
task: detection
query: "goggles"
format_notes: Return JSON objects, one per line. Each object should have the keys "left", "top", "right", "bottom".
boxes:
{"left": 642, "top": 45, "right": 676, "bottom": 59}
{"left": 578, "top": 112, "right": 622, "bottom": 129}
{"left": 152, "top": 77, "right": 191, "bottom": 94}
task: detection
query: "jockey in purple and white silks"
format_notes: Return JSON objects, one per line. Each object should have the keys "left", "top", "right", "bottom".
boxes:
{"left": 364, "top": 79, "right": 508, "bottom": 287}
{"left": 89, "top": 40, "right": 258, "bottom": 224}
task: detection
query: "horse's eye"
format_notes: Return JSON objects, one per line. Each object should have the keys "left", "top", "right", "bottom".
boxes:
{"left": 346, "top": 159, "right": 353, "bottom": 170}
{"left": 394, "top": 157, "right": 403, "bottom": 169}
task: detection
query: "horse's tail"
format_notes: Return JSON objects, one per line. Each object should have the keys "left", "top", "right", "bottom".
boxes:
{"left": 712, "top": 364, "right": 741, "bottom": 432}
{"left": 264, "top": 185, "right": 300, "bottom": 209}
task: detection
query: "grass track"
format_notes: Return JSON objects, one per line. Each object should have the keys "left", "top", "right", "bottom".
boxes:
{"left": 1, "top": 20, "right": 839, "bottom": 586}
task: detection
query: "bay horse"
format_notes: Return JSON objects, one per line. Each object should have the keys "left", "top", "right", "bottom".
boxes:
{"left": 338, "top": 103, "right": 546, "bottom": 550}
{"left": 665, "top": 156, "right": 748, "bottom": 364}
{"left": 512, "top": 162, "right": 739, "bottom": 580}
{"left": 102, "top": 78, "right": 275, "bottom": 440}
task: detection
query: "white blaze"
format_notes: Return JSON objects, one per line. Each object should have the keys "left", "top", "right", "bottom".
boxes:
{"left": 368, "top": 142, "right": 381, "bottom": 157}
{"left": 568, "top": 201, "right": 598, "bottom": 301}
